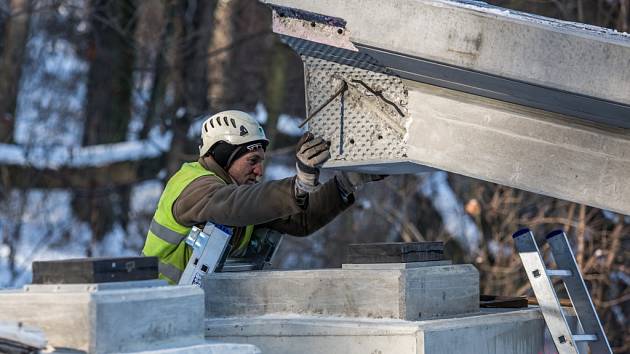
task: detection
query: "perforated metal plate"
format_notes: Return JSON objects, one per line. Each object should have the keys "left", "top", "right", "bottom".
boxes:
{"left": 280, "top": 35, "right": 410, "bottom": 162}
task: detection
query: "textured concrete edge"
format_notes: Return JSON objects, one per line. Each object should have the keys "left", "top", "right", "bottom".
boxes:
{"left": 115, "top": 341, "right": 262, "bottom": 354}
{"left": 321, "top": 159, "right": 436, "bottom": 174}
{"left": 264, "top": 0, "right": 630, "bottom": 42}
{"left": 203, "top": 308, "right": 543, "bottom": 337}
{"left": 205, "top": 268, "right": 405, "bottom": 279}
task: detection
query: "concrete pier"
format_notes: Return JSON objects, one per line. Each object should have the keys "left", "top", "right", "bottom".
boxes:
{"left": 205, "top": 309, "right": 545, "bottom": 354}
{"left": 0, "top": 264, "right": 546, "bottom": 353}
{"left": 0, "top": 280, "right": 260, "bottom": 354}
{"left": 203, "top": 264, "right": 479, "bottom": 320}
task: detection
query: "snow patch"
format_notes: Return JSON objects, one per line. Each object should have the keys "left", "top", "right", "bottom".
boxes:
{"left": 0, "top": 127, "right": 172, "bottom": 169}
{"left": 444, "top": 0, "right": 630, "bottom": 39}
{"left": 264, "top": 164, "right": 295, "bottom": 180}
{"left": 15, "top": 31, "right": 87, "bottom": 146}
{"left": 277, "top": 114, "right": 306, "bottom": 136}
{"left": 421, "top": 171, "right": 481, "bottom": 253}
{"left": 130, "top": 180, "right": 163, "bottom": 213}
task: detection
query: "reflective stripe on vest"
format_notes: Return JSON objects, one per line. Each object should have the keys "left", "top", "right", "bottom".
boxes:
{"left": 149, "top": 218, "right": 187, "bottom": 245}
{"left": 158, "top": 260, "right": 183, "bottom": 283}
{"left": 142, "top": 252, "right": 183, "bottom": 284}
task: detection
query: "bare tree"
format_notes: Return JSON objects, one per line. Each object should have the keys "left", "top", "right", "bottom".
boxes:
{"left": 0, "top": 0, "right": 31, "bottom": 143}
{"left": 73, "top": 0, "right": 137, "bottom": 248}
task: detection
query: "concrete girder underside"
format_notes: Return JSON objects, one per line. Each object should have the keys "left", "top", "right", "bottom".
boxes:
{"left": 263, "top": 0, "right": 630, "bottom": 216}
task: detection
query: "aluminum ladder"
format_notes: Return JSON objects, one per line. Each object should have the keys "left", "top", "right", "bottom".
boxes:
{"left": 512, "top": 228, "right": 612, "bottom": 354}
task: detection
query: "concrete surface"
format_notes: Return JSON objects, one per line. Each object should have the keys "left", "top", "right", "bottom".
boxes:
{"left": 405, "top": 82, "right": 630, "bottom": 216}
{"left": 203, "top": 265, "right": 479, "bottom": 320}
{"left": 48, "top": 342, "right": 261, "bottom": 354}
{"left": 117, "top": 341, "right": 261, "bottom": 354}
{"left": 0, "top": 283, "right": 205, "bottom": 353}
{"left": 205, "top": 308, "right": 545, "bottom": 354}
{"left": 265, "top": 0, "right": 630, "bottom": 107}
{"left": 24, "top": 279, "right": 167, "bottom": 292}
{"left": 318, "top": 80, "right": 630, "bottom": 216}
{"left": 264, "top": 0, "right": 630, "bottom": 217}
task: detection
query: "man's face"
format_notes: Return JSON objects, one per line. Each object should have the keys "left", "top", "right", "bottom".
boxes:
{"left": 227, "top": 149, "right": 265, "bottom": 185}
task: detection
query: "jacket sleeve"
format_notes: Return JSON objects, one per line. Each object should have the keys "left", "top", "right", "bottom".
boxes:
{"left": 173, "top": 175, "right": 304, "bottom": 227}
{"left": 262, "top": 177, "right": 354, "bottom": 236}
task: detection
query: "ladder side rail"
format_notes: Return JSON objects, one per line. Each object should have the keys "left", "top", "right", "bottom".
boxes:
{"left": 546, "top": 230, "right": 613, "bottom": 354}
{"left": 513, "top": 229, "right": 579, "bottom": 354}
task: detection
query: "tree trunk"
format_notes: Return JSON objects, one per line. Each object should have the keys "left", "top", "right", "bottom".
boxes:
{"left": 76, "top": 0, "right": 137, "bottom": 242}
{"left": 137, "top": 1, "right": 169, "bottom": 140}
{"left": 0, "top": 0, "right": 30, "bottom": 143}
{"left": 83, "top": 0, "right": 136, "bottom": 146}
{"left": 263, "top": 41, "right": 288, "bottom": 153}
{"left": 207, "top": 0, "right": 238, "bottom": 112}
{"left": 164, "top": 0, "right": 217, "bottom": 176}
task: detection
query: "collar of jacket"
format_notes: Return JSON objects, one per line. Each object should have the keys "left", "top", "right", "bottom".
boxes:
{"left": 198, "top": 156, "right": 235, "bottom": 185}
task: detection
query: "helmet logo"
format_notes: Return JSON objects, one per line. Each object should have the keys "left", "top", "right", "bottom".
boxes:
{"left": 239, "top": 125, "right": 249, "bottom": 136}
{"left": 246, "top": 142, "right": 263, "bottom": 151}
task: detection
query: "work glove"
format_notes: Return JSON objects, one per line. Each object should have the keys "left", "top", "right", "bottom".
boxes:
{"left": 335, "top": 171, "right": 386, "bottom": 199}
{"left": 295, "top": 132, "right": 331, "bottom": 194}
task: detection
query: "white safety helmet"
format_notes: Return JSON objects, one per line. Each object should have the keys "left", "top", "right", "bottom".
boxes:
{"left": 199, "top": 110, "right": 268, "bottom": 157}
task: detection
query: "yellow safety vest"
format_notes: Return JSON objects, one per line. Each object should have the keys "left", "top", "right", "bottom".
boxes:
{"left": 142, "top": 161, "right": 254, "bottom": 284}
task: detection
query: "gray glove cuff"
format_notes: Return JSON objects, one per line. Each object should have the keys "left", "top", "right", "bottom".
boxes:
{"left": 295, "top": 162, "right": 320, "bottom": 194}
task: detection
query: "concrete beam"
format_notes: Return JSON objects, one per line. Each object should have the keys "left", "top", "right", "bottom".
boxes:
{"left": 315, "top": 68, "right": 630, "bottom": 215}
{"left": 265, "top": 0, "right": 630, "bottom": 117}
{"left": 203, "top": 265, "right": 479, "bottom": 320}
{"left": 205, "top": 309, "right": 545, "bottom": 354}
{"left": 404, "top": 83, "right": 630, "bottom": 215}
{"left": 263, "top": 0, "right": 630, "bottom": 216}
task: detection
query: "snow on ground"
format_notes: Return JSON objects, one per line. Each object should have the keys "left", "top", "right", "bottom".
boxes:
{"left": 0, "top": 178, "right": 165, "bottom": 287}
{"left": 14, "top": 26, "right": 87, "bottom": 146}
{"left": 0, "top": 190, "right": 91, "bottom": 287}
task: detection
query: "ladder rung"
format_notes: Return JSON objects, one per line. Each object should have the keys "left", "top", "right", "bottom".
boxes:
{"left": 573, "top": 334, "right": 598, "bottom": 342}
{"left": 546, "top": 269, "right": 572, "bottom": 277}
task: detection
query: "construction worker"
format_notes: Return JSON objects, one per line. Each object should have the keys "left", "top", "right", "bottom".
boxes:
{"left": 142, "top": 110, "right": 384, "bottom": 284}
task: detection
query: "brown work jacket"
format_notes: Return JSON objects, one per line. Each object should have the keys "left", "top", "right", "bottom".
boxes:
{"left": 172, "top": 156, "right": 353, "bottom": 247}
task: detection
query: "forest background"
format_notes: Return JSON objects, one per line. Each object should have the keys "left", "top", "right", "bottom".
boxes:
{"left": 0, "top": 0, "right": 628, "bottom": 351}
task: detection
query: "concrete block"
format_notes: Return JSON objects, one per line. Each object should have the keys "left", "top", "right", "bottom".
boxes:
{"left": 205, "top": 308, "right": 545, "bottom": 354}
{"left": 203, "top": 265, "right": 479, "bottom": 320}
{"left": 0, "top": 283, "right": 205, "bottom": 353}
